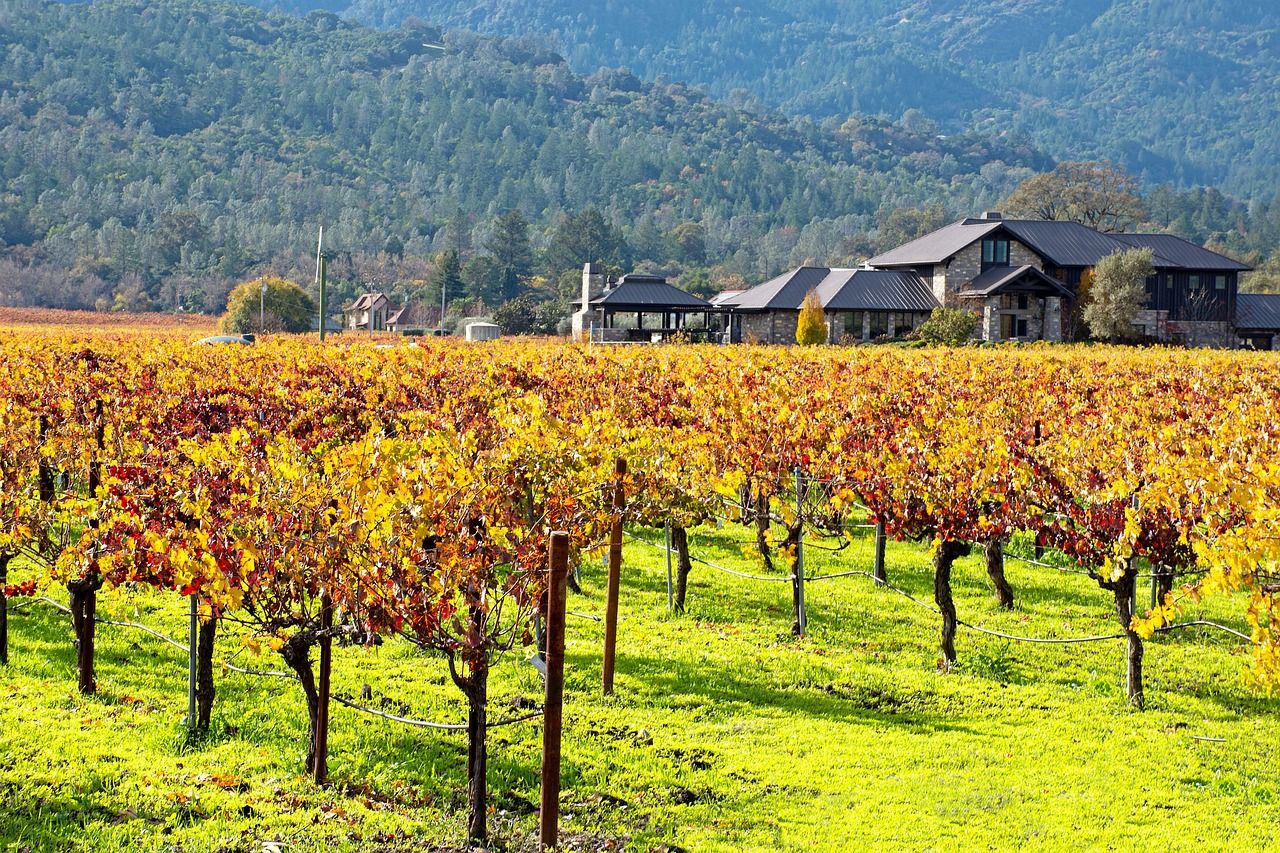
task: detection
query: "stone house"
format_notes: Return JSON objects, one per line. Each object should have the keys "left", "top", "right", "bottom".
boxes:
{"left": 717, "top": 266, "right": 935, "bottom": 344}
{"left": 866, "top": 212, "right": 1256, "bottom": 345}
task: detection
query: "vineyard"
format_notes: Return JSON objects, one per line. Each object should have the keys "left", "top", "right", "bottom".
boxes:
{"left": 2, "top": 333, "right": 1280, "bottom": 850}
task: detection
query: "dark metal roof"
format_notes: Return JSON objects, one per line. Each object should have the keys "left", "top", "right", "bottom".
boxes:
{"left": 959, "top": 265, "right": 1074, "bottom": 298}
{"left": 719, "top": 266, "right": 831, "bottom": 311}
{"left": 866, "top": 220, "right": 1002, "bottom": 266}
{"left": 868, "top": 217, "right": 1252, "bottom": 273}
{"left": 1111, "top": 233, "right": 1252, "bottom": 272}
{"left": 998, "top": 220, "right": 1126, "bottom": 268}
{"left": 590, "top": 276, "right": 710, "bottom": 309}
{"left": 817, "top": 269, "right": 938, "bottom": 312}
{"left": 1235, "top": 293, "right": 1280, "bottom": 330}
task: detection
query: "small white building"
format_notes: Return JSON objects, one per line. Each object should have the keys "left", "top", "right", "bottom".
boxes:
{"left": 464, "top": 322, "right": 502, "bottom": 342}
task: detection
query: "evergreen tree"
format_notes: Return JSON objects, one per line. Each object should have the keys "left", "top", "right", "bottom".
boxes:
{"left": 485, "top": 211, "right": 534, "bottom": 302}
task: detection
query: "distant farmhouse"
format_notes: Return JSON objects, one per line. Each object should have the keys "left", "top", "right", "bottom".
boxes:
{"left": 711, "top": 212, "right": 1280, "bottom": 348}
{"left": 344, "top": 292, "right": 398, "bottom": 332}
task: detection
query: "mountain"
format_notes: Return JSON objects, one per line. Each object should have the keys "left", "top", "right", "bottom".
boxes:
{"left": 258, "top": 0, "right": 1280, "bottom": 197}
{"left": 0, "top": 0, "right": 1055, "bottom": 311}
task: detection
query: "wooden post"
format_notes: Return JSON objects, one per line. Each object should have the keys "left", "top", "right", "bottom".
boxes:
{"left": 540, "top": 532, "right": 570, "bottom": 850}
{"left": 314, "top": 594, "right": 333, "bottom": 784}
{"left": 187, "top": 594, "right": 198, "bottom": 733}
{"left": 873, "top": 519, "right": 887, "bottom": 584}
{"left": 602, "top": 458, "right": 626, "bottom": 696}
{"left": 793, "top": 468, "right": 807, "bottom": 635}
{"left": 664, "top": 520, "right": 674, "bottom": 611}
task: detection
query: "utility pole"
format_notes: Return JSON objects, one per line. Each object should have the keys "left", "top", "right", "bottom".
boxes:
{"left": 259, "top": 280, "right": 267, "bottom": 334}
{"left": 315, "top": 226, "right": 328, "bottom": 342}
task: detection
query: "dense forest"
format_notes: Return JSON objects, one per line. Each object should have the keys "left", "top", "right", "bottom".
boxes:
{"left": 3, "top": 0, "right": 1280, "bottom": 318}
{"left": 255, "top": 0, "right": 1280, "bottom": 197}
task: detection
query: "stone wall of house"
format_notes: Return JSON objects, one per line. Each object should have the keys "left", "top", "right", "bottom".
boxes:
{"left": 941, "top": 240, "right": 1043, "bottom": 305}
{"left": 974, "top": 294, "right": 1062, "bottom": 342}
{"left": 1044, "top": 297, "right": 1062, "bottom": 341}
{"left": 738, "top": 312, "right": 797, "bottom": 344}
{"left": 1167, "top": 320, "right": 1234, "bottom": 348}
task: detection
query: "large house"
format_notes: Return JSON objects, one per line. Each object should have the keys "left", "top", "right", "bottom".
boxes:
{"left": 718, "top": 213, "right": 1279, "bottom": 347}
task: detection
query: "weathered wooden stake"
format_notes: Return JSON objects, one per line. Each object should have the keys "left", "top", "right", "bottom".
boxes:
{"left": 602, "top": 458, "right": 626, "bottom": 696}
{"left": 314, "top": 594, "right": 333, "bottom": 784}
{"left": 540, "top": 531, "right": 570, "bottom": 850}
{"left": 664, "top": 520, "right": 674, "bottom": 611}
{"left": 873, "top": 519, "right": 887, "bottom": 584}
{"left": 792, "top": 468, "right": 807, "bottom": 636}
{"left": 187, "top": 594, "right": 198, "bottom": 732}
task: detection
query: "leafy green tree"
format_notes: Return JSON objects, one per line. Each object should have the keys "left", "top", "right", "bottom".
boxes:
{"left": 545, "top": 209, "right": 627, "bottom": 284}
{"left": 221, "top": 276, "right": 315, "bottom": 334}
{"left": 492, "top": 294, "right": 541, "bottom": 335}
{"left": 795, "top": 289, "right": 827, "bottom": 345}
{"left": 672, "top": 222, "right": 707, "bottom": 264}
{"left": 916, "top": 307, "right": 978, "bottom": 345}
{"left": 1083, "top": 248, "right": 1154, "bottom": 340}
{"left": 484, "top": 211, "right": 534, "bottom": 302}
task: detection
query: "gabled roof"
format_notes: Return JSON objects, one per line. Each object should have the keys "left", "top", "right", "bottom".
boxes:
{"left": 349, "top": 292, "right": 390, "bottom": 311}
{"left": 816, "top": 269, "right": 938, "bottom": 312}
{"left": 959, "top": 265, "right": 1074, "bottom": 298}
{"left": 866, "top": 220, "right": 1003, "bottom": 267}
{"left": 1111, "top": 233, "right": 1252, "bottom": 272}
{"left": 999, "top": 220, "right": 1128, "bottom": 268}
{"left": 719, "top": 266, "right": 831, "bottom": 310}
{"left": 589, "top": 274, "right": 710, "bottom": 309}
{"left": 868, "top": 217, "right": 1252, "bottom": 273}
{"left": 1235, "top": 293, "right": 1280, "bottom": 330}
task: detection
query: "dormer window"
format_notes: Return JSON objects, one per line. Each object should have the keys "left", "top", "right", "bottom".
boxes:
{"left": 981, "top": 237, "right": 1010, "bottom": 271}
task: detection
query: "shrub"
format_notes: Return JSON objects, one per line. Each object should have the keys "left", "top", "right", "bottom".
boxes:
{"left": 915, "top": 307, "right": 978, "bottom": 345}
{"left": 220, "top": 277, "right": 314, "bottom": 334}
{"left": 795, "top": 289, "right": 827, "bottom": 345}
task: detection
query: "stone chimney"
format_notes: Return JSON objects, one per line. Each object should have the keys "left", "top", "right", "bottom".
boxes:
{"left": 572, "top": 263, "right": 608, "bottom": 339}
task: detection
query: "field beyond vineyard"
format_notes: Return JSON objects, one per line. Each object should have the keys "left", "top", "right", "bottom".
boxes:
{"left": 1, "top": 334, "right": 1278, "bottom": 850}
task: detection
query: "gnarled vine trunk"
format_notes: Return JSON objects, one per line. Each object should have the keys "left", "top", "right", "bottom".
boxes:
{"left": 671, "top": 526, "right": 693, "bottom": 613}
{"left": 464, "top": 660, "right": 489, "bottom": 844}
{"left": 1112, "top": 571, "right": 1144, "bottom": 709}
{"left": 753, "top": 490, "right": 774, "bottom": 572}
{"left": 68, "top": 576, "right": 104, "bottom": 694}
{"left": 933, "top": 540, "right": 967, "bottom": 667}
{"left": 983, "top": 539, "right": 1015, "bottom": 609}
{"left": 280, "top": 633, "right": 320, "bottom": 770}
{"left": 195, "top": 614, "right": 218, "bottom": 731}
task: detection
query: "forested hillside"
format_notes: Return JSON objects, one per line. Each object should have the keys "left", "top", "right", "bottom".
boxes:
{"left": 0, "top": 0, "right": 1055, "bottom": 312}
{"left": 273, "top": 0, "right": 1280, "bottom": 196}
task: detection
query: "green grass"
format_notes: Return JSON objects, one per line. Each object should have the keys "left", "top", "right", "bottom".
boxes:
{"left": 2, "top": 523, "right": 1278, "bottom": 851}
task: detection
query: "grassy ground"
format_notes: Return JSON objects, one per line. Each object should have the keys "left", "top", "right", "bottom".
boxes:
{"left": 2, "top": 522, "right": 1277, "bottom": 852}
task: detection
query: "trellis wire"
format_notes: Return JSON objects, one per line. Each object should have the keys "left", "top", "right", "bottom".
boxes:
{"left": 17, "top": 596, "right": 544, "bottom": 730}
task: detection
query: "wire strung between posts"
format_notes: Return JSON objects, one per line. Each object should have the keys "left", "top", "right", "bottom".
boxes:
{"left": 624, "top": 531, "right": 792, "bottom": 583}
{"left": 331, "top": 695, "right": 542, "bottom": 731}
{"left": 23, "top": 596, "right": 551, "bottom": 730}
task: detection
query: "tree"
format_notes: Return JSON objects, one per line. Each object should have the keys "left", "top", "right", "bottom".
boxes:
{"left": 221, "top": 277, "right": 314, "bottom": 334}
{"left": 492, "top": 294, "right": 541, "bottom": 335}
{"left": 915, "top": 307, "right": 978, "bottom": 345}
{"left": 461, "top": 255, "right": 504, "bottom": 305}
{"left": 484, "top": 211, "right": 534, "bottom": 302}
{"left": 1004, "top": 161, "right": 1145, "bottom": 232}
{"left": 875, "top": 204, "right": 949, "bottom": 253}
{"left": 545, "top": 209, "right": 626, "bottom": 282}
{"left": 795, "top": 289, "right": 826, "bottom": 345}
{"left": 1082, "top": 248, "right": 1154, "bottom": 340}
{"left": 671, "top": 222, "right": 707, "bottom": 264}
{"left": 428, "top": 250, "right": 463, "bottom": 319}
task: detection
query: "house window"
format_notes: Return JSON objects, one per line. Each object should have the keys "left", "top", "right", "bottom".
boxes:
{"left": 869, "top": 312, "right": 888, "bottom": 338}
{"left": 842, "top": 311, "right": 865, "bottom": 340}
{"left": 892, "top": 312, "right": 918, "bottom": 336}
{"left": 1189, "top": 274, "right": 1201, "bottom": 289}
{"left": 1215, "top": 275, "right": 1227, "bottom": 290}
{"left": 981, "top": 238, "right": 1010, "bottom": 271}
{"left": 1017, "top": 293, "right": 1029, "bottom": 311}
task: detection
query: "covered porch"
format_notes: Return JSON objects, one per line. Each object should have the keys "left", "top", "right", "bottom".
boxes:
{"left": 959, "top": 265, "right": 1071, "bottom": 342}
{"left": 577, "top": 275, "right": 718, "bottom": 343}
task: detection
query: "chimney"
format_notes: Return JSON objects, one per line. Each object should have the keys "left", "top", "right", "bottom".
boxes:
{"left": 581, "top": 262, "right": 606, "bottom": 308}
{"left": 982, "top": 211, "right": 1003, "bottom": 220}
